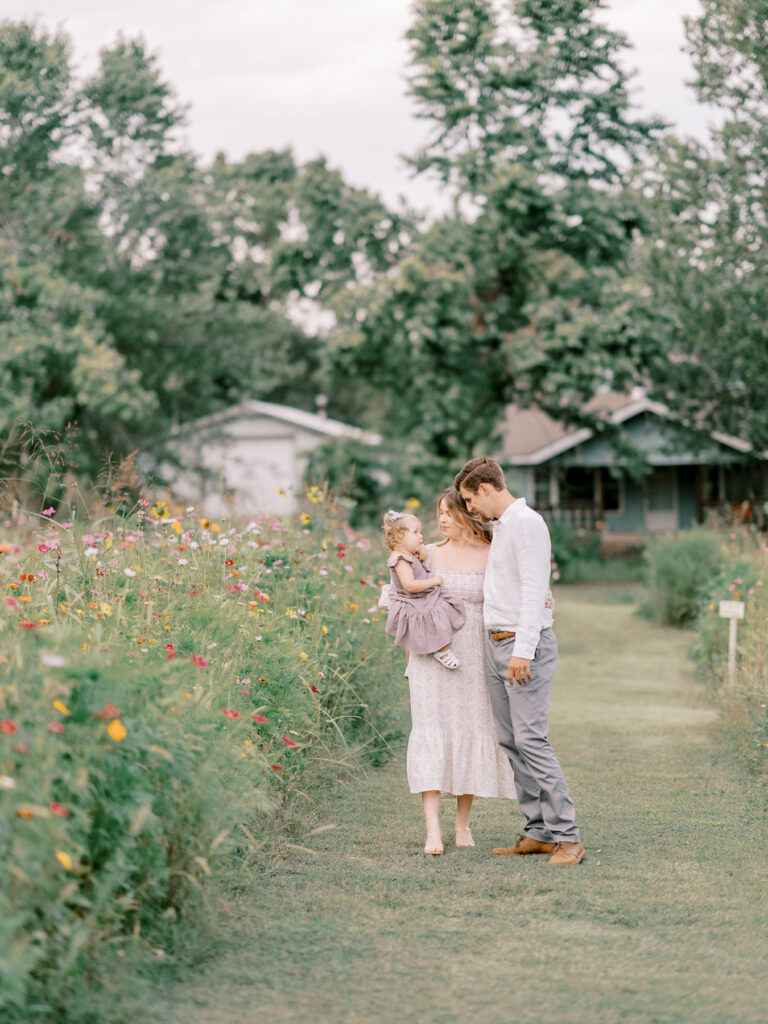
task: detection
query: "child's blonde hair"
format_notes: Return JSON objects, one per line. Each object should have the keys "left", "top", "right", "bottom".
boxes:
{"left": 382, "top": 509, "right": 419, "bottom": 552}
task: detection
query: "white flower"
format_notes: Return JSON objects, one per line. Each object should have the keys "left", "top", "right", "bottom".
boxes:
{"left": 124, "top": 568, "right": 136, "bottom": 577}
{"left": 41, "top": 653, "right": 66, "bottom": 668}
{"left": 84, "top": 547, "right": 98, "bottom": 557}
{"left": 0, "top": 775, "right": 16, "bottom": 790}
{"left": 177, "top": 558, "right": 188, "bottom": 565}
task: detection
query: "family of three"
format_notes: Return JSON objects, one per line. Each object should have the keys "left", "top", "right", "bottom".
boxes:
{"left": 382, "top": 456, "right": 584, "bottom": 866}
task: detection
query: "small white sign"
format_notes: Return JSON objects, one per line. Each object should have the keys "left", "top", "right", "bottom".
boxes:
{"left": 719, "top": 600, "right": 745, "bottom": 619}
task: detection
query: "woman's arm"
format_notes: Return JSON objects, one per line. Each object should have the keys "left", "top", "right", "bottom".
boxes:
{"left": 392, "top": 558, "right": 442, "bottom": 595}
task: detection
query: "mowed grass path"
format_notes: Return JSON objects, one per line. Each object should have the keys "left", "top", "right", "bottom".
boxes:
{"left": 153, "top": 586, "right": 768, "bottom": 1024}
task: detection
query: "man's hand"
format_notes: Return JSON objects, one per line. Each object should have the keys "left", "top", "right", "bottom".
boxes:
{"left": 508, "top": 656, "right": 531, "bottom": 685}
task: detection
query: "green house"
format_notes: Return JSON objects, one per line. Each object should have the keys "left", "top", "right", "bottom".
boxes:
{"left": 496, "top": 392, "right": 768, "bottom": 535}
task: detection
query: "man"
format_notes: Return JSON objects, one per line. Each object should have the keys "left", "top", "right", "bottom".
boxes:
{"left": 455, "top": 456, "right": 584, "bottom": 866}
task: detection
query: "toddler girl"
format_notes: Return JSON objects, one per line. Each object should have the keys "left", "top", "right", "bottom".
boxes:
{"left": 382, "top": 509, "right": 466, "bottom": 669}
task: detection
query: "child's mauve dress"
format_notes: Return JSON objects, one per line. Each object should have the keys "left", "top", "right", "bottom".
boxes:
{"left": 385, "top": 553, "right": 466, "bottom": 654}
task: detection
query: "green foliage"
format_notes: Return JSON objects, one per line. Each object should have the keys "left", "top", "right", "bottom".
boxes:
{"left": 327, "top": 0, "right": 665, "bottom": 485}
{"left": 630, "top": 0, "right": 768, "bottom": 452}
{"left": 640, "top": 529, "right": 726, "bottom": 627}
{"left": 0, "top": 498, "right": 399, "bottom": 1019}
{"left": 0, "top": 19, "right": 414, "bottom": 501}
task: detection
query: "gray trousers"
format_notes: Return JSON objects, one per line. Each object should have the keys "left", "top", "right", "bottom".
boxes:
{"left": 485, "top": 628, "right": 580, "bottom": 843}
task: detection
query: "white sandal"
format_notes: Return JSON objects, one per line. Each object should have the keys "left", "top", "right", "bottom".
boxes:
{"left": 424, "top": 831, "right": 444, "bottom": 856}
{"left": 455, "top": 826, "right": 475, "bottom": 848}
{"left": 433, "top": 648, "right": 459, "bottom": 670}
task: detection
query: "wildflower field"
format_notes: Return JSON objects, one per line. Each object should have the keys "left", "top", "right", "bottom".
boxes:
{"left": 0, "top": 493, "right": 400, "bottom": 1021}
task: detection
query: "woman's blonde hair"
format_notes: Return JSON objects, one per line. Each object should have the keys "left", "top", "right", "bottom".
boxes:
{"left": 436, "top": 487, "right": 492, "bottom": 545}
{"left": 381, "top": 509, "right": 419, "bottom": 552}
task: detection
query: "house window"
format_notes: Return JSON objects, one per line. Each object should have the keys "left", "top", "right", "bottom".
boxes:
{"left": 600, "top": 469, "right": 622, "bottom": 513}
{"left": 560, "top": 467, "right": 594, "bottom": 506}
{"left": 534, "top": 468, "right": 552, "bottom": 508}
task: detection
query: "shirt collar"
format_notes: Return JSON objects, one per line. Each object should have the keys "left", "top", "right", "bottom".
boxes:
{"left": 498, "top": 497, "right": 527, "bottom": 525}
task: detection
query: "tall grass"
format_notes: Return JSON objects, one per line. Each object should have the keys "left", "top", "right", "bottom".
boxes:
{"left": 0, "top": 494, "right": 400, "bottom": 1020}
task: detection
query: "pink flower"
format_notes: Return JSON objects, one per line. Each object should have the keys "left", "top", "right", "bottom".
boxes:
{"left": 280, "top": 735, "right": 297, "bottom": 747}
{"left": 222, "top": 708, "right": 240, "bottom": 719}
{"left": 94, "top": 703, "right": 121, "bottom": 720}
{"left": 47, "top": 722, "right": 65, "bottom": 734}
{"left": 252, "top": 714, "right": 269, "bottom": 724}
{"left": 0, "top": 719, "right": 18, "bottom": 735}
{"left": 42, "top": 507, "right": 55, "bottom": 516}
{"left": 50, "top": 802, "right": 70, "bottom": 817}
{"left": 38, "top": 543, "right": 49, "bottom": 553}
{"left": 191, "top": 654, "right": 208, "bottom": 667}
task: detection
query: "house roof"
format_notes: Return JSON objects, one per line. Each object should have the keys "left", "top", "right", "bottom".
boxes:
{"left": 498, "top": 392, "right": 754, "bottom": 466}
{"left": 170, "top": 399, "right": 379, "bottom": 442}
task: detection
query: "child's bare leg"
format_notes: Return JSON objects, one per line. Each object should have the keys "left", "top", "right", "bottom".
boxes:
{"left": 422, "top": 790, "right": 443, "bottom": 854}
{"left": 455, "top": 793, "right": 475, "bottom": 846}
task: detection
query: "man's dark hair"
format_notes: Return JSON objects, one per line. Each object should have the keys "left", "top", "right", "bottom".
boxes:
{"left": 454, "top": 456, "right": 505, "bottom": 494}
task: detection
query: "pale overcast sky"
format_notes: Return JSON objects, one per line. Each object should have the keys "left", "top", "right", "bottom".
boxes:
{"left": 7, "top": 0, "right": 709, "bottom": 215}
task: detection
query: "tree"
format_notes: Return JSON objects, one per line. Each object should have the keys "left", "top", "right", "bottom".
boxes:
{"left": 633, "top": 0, "right": 768, "bottom": 452}
{"left": 0, "top": 20, "right": 412, "bottom": 498}
{"left": 327, "top": 0, "right": 664, "bottom": 483}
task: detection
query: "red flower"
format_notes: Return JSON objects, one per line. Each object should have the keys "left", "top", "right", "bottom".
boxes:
{"left": 222, "top": 708, "right": 240, "bottom": 719}
{"left": 280, "top": 735, "right": 297, "bottom": 747}
{"left": 166, "top": 644, "right": 176, "bottom": 660}
{"left": 47, "top": 722, "right": 65, "bottom": 734}
{"left": 94, "top": 703, "right": 121, "bottom": 720}
{"left": 271, "top": 764, "right": 282, "bottom": 771}
{"left": 50, "top": 802, "right": 70, "bottom": 817}
{"left": 252, "top": 714, "right": 269, "bottom": 723}
{"left": 0, "top": 719, "right": 18, "bottom": 735}
{"left": 191, "top": 654, "right": 208, "bottom": 667}
{"left": 19, "top": 620, "right": 40, "bottom": 629}
{"left": 238, "top": 688, "right": 250, "bottom": 695}
{"left": 224, "top": 560, "right": 234, "bottom": 566}
{"left": 310, "top": 685, "right": 319, "bottom": 693}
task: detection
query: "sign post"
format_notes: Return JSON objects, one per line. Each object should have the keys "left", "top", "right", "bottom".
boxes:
{"left": 719, "top": 600, "right": 745, "bottom": 685}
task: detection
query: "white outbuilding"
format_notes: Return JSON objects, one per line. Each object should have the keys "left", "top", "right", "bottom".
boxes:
{"left": 149, "top": 399, "right": 376, "bottom": 518}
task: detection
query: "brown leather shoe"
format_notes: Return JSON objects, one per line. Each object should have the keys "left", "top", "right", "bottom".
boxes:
{"left": 548, "top": 841, "right": 585, "bottom": 866}
{"left": 492, "top": 834, "right": 555, "bottom": 856}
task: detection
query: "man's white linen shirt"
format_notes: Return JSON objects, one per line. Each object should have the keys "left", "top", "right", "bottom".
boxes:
{"left": 483, "top": 498, "right": 554, "bottom": 660}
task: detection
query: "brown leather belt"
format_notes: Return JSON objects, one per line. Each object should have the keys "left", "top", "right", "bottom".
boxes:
{"left": 488, "top": 630, "right": 516, "bottom": 641}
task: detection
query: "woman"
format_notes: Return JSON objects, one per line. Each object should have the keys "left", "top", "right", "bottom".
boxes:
{"left": 405, "top": 487, "right": 517, "bottom": 855}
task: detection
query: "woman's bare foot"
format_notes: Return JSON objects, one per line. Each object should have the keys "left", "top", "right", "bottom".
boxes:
{"left": 455, "top": 825, "right": 475, "bottom": 847}
{"left": 424, "top": 831, "right": 444, "bottom": 855}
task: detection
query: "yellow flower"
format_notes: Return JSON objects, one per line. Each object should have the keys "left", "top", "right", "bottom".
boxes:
{"left": 298, "top": 652, "right": 309, "bottom": 662}
{"left": 274, "top": 488, "right": 288, "bottom": 497}
{"left": 300, "top": 513, "right": 311, "bottom": 525}
{"left": 171, "top": 521, "right": 182, "bottom": 535}
{"left": 405, "top": 497, "right": 421, "bottom": 509}
{"left": 107, "top": 720, "right": 127, "bottom": 742}
{"left": 52, "top": 700, "right": 70, "bottom": 715}
{"left": 99, "top": 602, "right": 112, "bottom": 617}
{"left": 322, "top": 626, "right": 329, "bottom": 635}
{"left": 210, "top": 523, "right": 220, "bottom": 533}
{"left": 306, "top": 486, "right": 324, "bottom": 504}
{"left": 55, "top": 850, "right": 73, "bottom": 870}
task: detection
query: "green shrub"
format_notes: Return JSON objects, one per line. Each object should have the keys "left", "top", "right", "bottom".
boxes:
{"left": 640, "top": 529, "right": 725, "bottom": 626}
{"left": 0, "top": 494, "right": 399, "bottom": 1020}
